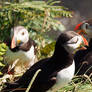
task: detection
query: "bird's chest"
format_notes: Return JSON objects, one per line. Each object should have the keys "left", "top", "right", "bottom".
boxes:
{"left": 4, "top": 46, "right": 35, "bottom": 66}
{"left": 48, "top": 60, "right": 75, "bottom": 92}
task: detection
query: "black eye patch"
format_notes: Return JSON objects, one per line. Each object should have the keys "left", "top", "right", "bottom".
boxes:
{"left": 85, "top": 24, "right": 88, "bottom": 29}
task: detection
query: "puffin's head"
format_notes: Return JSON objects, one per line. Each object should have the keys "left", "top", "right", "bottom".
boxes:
{"left": 11, "top": 26, "right": 29, "bottom": 49}
{"left": 74, "top": 19, "right": 92, "bottom": 38}
{"left": 56, "top": 31, "right": 87, "bottom": 54}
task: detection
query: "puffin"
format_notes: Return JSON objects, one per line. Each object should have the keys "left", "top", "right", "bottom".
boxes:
{"left": 4, "top": 26, "right": 37, "bottom": 75}
{"left": 2, "top": 31, "right": 87, "bottom": 92}
{"left": 74, "top": 19, "right": 92, "bottom": 75}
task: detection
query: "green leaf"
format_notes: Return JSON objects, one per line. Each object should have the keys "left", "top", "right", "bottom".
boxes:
{"left": 8, "top": 10, "right": 12, "bottom": 24}
{"left": 0, "top": 56, "right": 3, "bottom": 61}
{"left": 0, "top": 72, "right": 3, "bottom": 75}
{"left": 49, "top": 1, "right": 61, "bottom": 6}
{"left": 0, "top": 62, "right": 5, "bottom": 67}
{"left": 41, "top": 41, "right": 56, "bottom": 56}
{"left": 47, "top": 0, "right": 54, "bottom": 4}
{"left": 0, "top": 52, "right": 4, "bottom": 56}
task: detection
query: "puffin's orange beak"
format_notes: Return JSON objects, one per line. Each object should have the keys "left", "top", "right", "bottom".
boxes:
{"left": 79, "top": 35, "right": 88, "bottom": 50}
{"left": 74, "top": 22, "right": 83, "bottom": 31}
{"left": 77, "top": 30, "right": 87, "bottom": 35}
{"left": 74, "top": 22, "right": 88, "bottom": 50}
{"left": 74, "top": 22, "right": 87, "bottom": 35}
{"left": 81, "top": 35, "right": 88, "bottom": 46}
{"left": 11, "top": 36, "right": 16, "bottom": 49}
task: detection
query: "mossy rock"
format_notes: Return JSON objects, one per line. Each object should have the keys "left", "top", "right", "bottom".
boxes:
{"left": 40, "top": 41, "right": 56, "bottom": 56}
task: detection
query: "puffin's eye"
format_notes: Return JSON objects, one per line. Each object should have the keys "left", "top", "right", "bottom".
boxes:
{"left": 83, "top": 23, "right": 89, "bottom": 29}
{"left": 85, "top": 24, "right": 88, "bottom": 29}
{"left": 22, "top": 32, "right": 24, "bottom": 35}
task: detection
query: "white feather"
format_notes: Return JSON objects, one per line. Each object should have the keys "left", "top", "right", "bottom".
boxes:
{"left": 81, "top": 23, "right": 92, "bottom": 38}
{"left": 47, "top": 60, "right": 75, "bottom": 92}
{"left": 4, "top": 46, "right": 37, "bottom": 74}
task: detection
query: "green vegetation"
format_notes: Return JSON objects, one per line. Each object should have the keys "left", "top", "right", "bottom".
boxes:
{"left": 0, "top": 0, "right": 92, "bottom": 92}
{"left": 59, "top": 75, "right": 92, "bottom": 92}
{"left": 0, "top": 0, "right": 72, "bottom": 91}
{"left": 0, "top": 0, "right": 72, "bottom": 60}
{"left": 0, "top": 43, "right": 7, "bottom": 75}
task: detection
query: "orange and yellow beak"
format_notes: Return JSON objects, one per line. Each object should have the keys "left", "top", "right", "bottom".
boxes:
{"left": 76, "top": 36, "right": 88, "bottom": 50}
{"left": 74, "top": 22, "right": 83, "bottom": 31}
{"left": 76, "top": 30, "right": 87, "bottom": 35}
{"left": 11, "top": 36, "right": 16, "bottom": 49}
{"left": 74, "top": 22, "right": 88, "bottom": 49}
{"left": 11, "top": 36, "right": 21, "bottom": 49}
{"left": 74, "top": 22, "right": 87, "bottom": 35}
{"left": 81, "top": 35, "right": 88, "bottom": 46}
{"left": 79, "top": 35, "right": 88, "bottom": 50}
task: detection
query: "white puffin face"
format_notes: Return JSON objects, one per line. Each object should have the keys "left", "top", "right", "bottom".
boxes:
{"left": 16, "top": 29, "right": 29, "bottom": 44}
{"left": 81, "top": 23, "right": 92, "bottom": 38}
{"left": 64, "top": 35, "right": 83, "bottom": 54}
{"left": 11, "top": 26, "right": 29, "bottom": 47}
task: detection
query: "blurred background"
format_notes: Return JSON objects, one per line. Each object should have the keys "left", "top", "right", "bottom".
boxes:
{"left": 60, "top": 0, "right": 92, "bottom": 30}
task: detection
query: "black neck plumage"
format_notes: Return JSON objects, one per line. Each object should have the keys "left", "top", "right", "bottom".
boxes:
{"left": 51, "top": 43, "right": 73, "bottom": 71}
{"left": 89, "top": 38, "right": 92, "bottom": 48}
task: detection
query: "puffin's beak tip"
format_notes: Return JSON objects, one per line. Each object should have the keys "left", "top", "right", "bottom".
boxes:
{"left": 11, "top": 36, "right": 16, "bottom": 49}
{"left": 78, "top": 36, "right": 88, "bottom": 50}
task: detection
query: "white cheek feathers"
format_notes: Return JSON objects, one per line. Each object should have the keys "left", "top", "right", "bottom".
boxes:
{"left": 64, "top": 36, "right": 83, "bottom": 53}
{"left": 10, "top": 26, "right": 30, "bottom": 47}
{"left": 81, "top": 23, "right": 92, "bottom": 38}
{"left": 16, "top": 29, "right": 29, "bottom": 44}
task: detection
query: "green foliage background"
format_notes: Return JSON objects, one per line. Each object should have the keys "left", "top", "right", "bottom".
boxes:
{"left": 0, "top": 0, "right": 72, "bottom": 56}
{"left": 0, "top": 0, "right": 72, "bottom": 73}
{"left": 0, "top": 1, "right": 92, "bottom": 92}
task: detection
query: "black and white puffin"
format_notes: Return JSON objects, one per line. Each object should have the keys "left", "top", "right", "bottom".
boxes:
{"left": 4, "top": 26, "right": 37, "bottom": 75}
{"left": 74, "top": 19, "right": 92, "bottom": 75}
{"left": 2, "top": 31, "right": 87, "bottom": 92}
